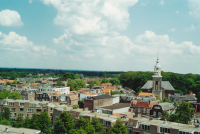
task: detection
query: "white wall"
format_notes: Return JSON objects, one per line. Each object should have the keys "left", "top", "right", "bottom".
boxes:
{"left": 112, "top": 107, "right": 130, "bottom": 114}
{"left": 79, "top": 94, "right": 98, "bottom": 100}
{"left": 112, "top": 96, "right": 119, "bottom": 104}
{"left": 53, "top": 87, "right": 70, "bottom": 94}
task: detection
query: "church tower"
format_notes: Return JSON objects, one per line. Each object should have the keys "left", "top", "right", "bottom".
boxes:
{"left": 152, "top": 56, "right": 164, "bottom": 100}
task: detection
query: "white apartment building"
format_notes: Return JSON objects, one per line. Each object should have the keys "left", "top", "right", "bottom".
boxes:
{"left": 39, "top": 86, "right": 70, "bottom": 94}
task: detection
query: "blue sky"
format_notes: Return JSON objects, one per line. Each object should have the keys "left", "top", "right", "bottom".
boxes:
{"left": 0, "top": 0, "right": 200, "bottom": 74}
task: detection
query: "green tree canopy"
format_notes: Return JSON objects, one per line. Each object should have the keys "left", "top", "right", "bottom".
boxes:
{"left": 174, "top": 101, "right": 195, "bottom": 124}
{"left": 2, "top": 107, "right": 10, "bottom": 121}
{"left": 54, "top": 111, "right": 75, "bottom": 134}
{"left": 109, "top": 78, "right": 120, "bottom": 85}
{"left": 75, "top": 116, "right": 95, "bottom": 134}
{"left": 91, "top": 116, "right": 105, "bottom": 134}
{"left": 109, "top": 118, "right": 127, "bottom": 134}
{"left": 36, "top": 111, "right": 52, "bottom": 133}
{"left": 29, "top": 113, "right": 38, "bottom": 129}
{"left": 102, "top": 78, "right": 109, "bottom": 83}
{"left": 161, "top": 110, "right": 169, "bottom": 120}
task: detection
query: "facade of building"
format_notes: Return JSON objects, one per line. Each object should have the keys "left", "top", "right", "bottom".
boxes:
{"left": 141, "top": 57, "right": 175, "bottom": 100}
{"left": 150, "top": 102, "right": 175, "bottom": 118}
{"left": 0, "top": 98, "right": 58, "bottom": 120}
{"left": 84, "top": 94, "right": 118, "bottom": 110}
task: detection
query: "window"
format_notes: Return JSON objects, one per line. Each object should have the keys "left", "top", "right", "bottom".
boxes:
{"left": 130, "top": 122, "right": 134, "bottom": 126}
{"left": 10, "top": 108, "right": 16, "bottom": 112}
{"left": 158, "top": 112, "right": 161, "bottom": 116}
{"left": 143, "top": 108, "right": 146, "bottom": 113}
{"left": 147, "top": 109, "right": 149, "bottom": 113}
{"left": 104, "top": 128, "right": 108, "bottom": 133}
{"left": 29, "top": 103, "right": 36, "bottom": 107}
{"left": 43, "top": 94, "right": 45, "bottom": 97}
{"left": 28, "top": 109, "right": 33, "bottom": 112}
{"left": 103, "top": 120, "right": 111, "bottom": 126}
{"left": 14, "top": 113, "right": 16, "bottom": 117}
{"left": 160, "top": 127, "right": 170, "bottom": 133}
{"left": 154, "top": 111, "right": 156, "bottom": 116}
{"left": 140, "top": 124, "right": 150, "bottom": 131}
{"left": 43, "top": 104, "right": 46, "bottom": 107}
{"left": 9, "top": 102, "right": 14, "bottom": 106}
{"left": 128, "top": 129, "right": 132, "bottom": 134}
{"left": 20, "top": 103, "right": 25, "bottom": 107}
{"left": 138, "top": 108, "right": 140, "bottom": 113}
{"left": 37, "top": 95, "right": 39, "bottom": 97}
{"left": 27, "top": 114, "right": 29, "bottom": 117}
{"left": 38, "top": 103, "right": 41, "bottom": 107}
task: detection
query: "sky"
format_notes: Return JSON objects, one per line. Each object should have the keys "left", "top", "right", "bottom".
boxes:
{"left": 0, "top": 0, "right": 200, "bottom": 74}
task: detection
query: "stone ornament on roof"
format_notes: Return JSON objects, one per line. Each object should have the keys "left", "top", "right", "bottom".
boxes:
{"left": 154, "top": 55, "right": 162, "bottom": 77}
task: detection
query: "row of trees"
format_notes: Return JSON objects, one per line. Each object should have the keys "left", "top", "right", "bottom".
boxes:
{"left": 67, "top": 79, "right": 87, "bottom": 91}
{"left": 0, "top": 107, "right": 52, "bottom": 133}
{"left": 0, "top": 90, "right": 21, "bottom": 100}
{"left": 54, "top": 110, "right": 127, "bottom": 134}
{"left": 102, "top": 78, "right": 120, "bottom": 85}
{"left": 1, "top": 107, "right": 127, "bottom": 134}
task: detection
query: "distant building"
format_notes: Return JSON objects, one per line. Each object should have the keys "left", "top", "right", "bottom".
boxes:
{"left": 141, "top": 56, "right": 175, "bottom": 100}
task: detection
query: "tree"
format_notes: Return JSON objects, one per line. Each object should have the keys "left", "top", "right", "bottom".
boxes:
{"left": 102, "top": 79, "right": 109, "bottom": 83}
{"left": 163, "top": 97, "right": 172, "bottom": 103}
{"left": 29, "top": 113, "right": 38, "bottom": 129}
{"left": 109, "top": 118, "right": 127, "bottom": 134}
{"left": 75, "top": 116, "right": 95, "bottom": 134}
{"left": 156, "top": 97, "right": 162, "bottom": 103}
{"left": 68, "top": 81, "right": 75, "bottom": 91}
{"left": 54, "top": 111, "right": 75, "bottom": 134}
{"left": 175, "top": 101, "right": 195, "bottom": 124}
{"left": 161, "top": 110, "right": 169, "bottom": 120}
{"left": 24, "top": 116, "right": 31, "bottom": 128}
{"left": 36, "top": 111, "right": 52, "bottom": 133}
{"left": 12, "top": 113, "right": 24, "bottom": 128}
{"left": 103, "top": 72, "right": 106, "bottom": 78}
{"left": 57, "top": 80, "right": 64, "bottom": 86}
{"left": 168, "top": 113, "right": 178, "bottom": 122}
{"left": 79, "top": 74, "right": 84, "bottom": 79}
{"left": 63, "top": 72, "right": 75, "bottom": 79}
{"left": 91, "top": 116, "right": 105, "bottom": 134}
{"left": 109, "top": 78, "right": 120, "bottom": 85}
{"left": 75, "top": 80, "right": 86, "bottom": 89}
{"left": 3, "top": 107, "right": 10, "bottom": 121}
{"left": 88, "top": 80, "right": 99, "bottom": 89}
{"left": 9, "top": 91, "right": 21, "bottom": 99}
{"left": 75, "top": 74, "right": 80, "bottom": 79}
{"left": 0, "top": 118, "right": 10, "bottom": 126}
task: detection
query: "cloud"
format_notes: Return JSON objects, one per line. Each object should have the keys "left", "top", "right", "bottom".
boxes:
{"left": 0, "top": 31, "right": 56, "bottom": 55}
{"left": 0, "top": 9, "right": 23, "bottom": 27}
{"left": 29, "top": 0, "right": 32, "bottom": 4}
{"left": 176, "top": 11, "right": 179, "bottom": 14}
{"left": 42, "top": 0, "right": 138, "bottom": 34}
{"left": 185, "top": 25, "right": 195, "bottom": 31}
{"left": 41, "top": 0, "right": 200, "bottom": 73}
{"left": 168, "top": 28, "right": 176, "bottom": 32}
{"left": 188, "top": 0, "right": 200, "bottom": 18}
{"left": 160, "top": 0, "right": 165, "bottom": 5}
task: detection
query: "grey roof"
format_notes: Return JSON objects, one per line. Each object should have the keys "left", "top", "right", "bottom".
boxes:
{"left": 141, "top": 80, "right": 175, "bottom": 90}
{"left": 93, "top": 94, "right": 115, "bottom": 100}
{"left": 155, "top": 102, "right": 175, "bottom": 111}
{"left": 99, "top": 103, "right": 130, "bottom": 110}
{"left": 185, "top": 95, "right": 197, "bottom": 100}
